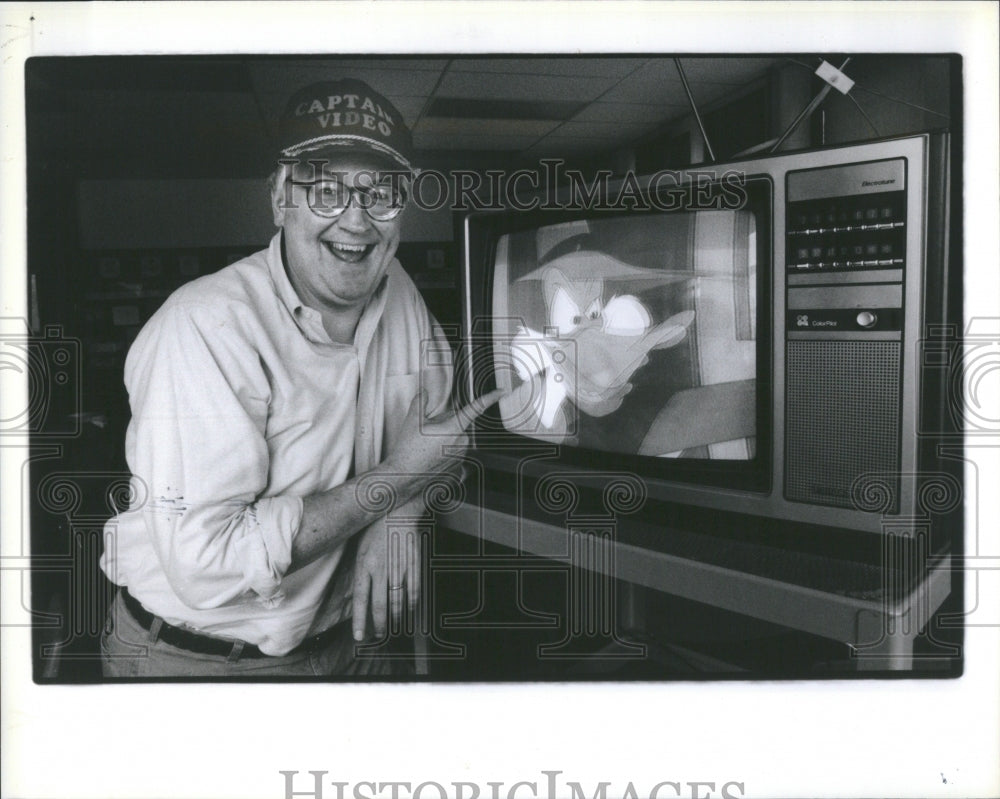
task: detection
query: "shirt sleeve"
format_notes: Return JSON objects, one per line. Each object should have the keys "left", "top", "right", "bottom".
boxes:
{"left": 124, "top": 299, "right": 301, "bottom": 610}
{"left": 423, "top": 314, "right": 455, "bottom": 418}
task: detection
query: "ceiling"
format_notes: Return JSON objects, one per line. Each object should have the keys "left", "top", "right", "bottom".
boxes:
{"left": 27, "top": 55, "right": 783, "bottom": 178}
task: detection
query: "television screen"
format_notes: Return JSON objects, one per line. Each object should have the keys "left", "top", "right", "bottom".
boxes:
{"left": 492, "top": 210, "right": 758, "bottom": 460}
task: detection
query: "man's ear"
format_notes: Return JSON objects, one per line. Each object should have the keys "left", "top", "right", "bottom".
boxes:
{"left": 270, "top": 180, "right": 288, "bottom": 228}
{"left": 268, "top": 163, "right": 293, "bottom": 227}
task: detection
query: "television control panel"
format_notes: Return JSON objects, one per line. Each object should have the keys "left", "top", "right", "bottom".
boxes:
{"left": 786, "top": 192, "right": 905, "bottom": 272}
{"left": 781, "top": 156, "right": 917, "bottom": 513}
{"left": 785, "top": 158, "right": 906, "bottom": 334}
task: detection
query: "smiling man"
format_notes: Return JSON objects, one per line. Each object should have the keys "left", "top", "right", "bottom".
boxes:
{"left": 99, "top": 80, "right": 499, "bottom": 678}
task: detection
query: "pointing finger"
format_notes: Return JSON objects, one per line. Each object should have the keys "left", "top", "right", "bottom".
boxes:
{"left": 456, "top": 387, "right": 508, "bottom": 429}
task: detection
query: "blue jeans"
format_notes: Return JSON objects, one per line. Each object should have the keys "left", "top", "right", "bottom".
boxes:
{"left": 100, "top": 591, "right": 397, "bottom": 678}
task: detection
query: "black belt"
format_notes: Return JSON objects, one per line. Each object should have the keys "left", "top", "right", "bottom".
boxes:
{"left": 120, "top": 587, "right": 343, "bottom": 660}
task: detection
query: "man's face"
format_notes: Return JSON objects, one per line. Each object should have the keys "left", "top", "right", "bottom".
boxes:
{"left": 272, "top": 154, "right": 404, "bottom": 314}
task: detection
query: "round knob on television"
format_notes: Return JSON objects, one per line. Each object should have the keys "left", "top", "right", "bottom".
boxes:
{"left": 856, "top": 311, "right": 878, "bottom": 328}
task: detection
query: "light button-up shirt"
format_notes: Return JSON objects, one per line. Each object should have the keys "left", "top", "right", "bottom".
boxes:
{"left": 101, "top": 233, "right": 450, "bottom": 655}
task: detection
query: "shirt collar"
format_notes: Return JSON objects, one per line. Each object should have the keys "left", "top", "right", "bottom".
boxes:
{"left": 267, "top": 232, "right": 307, "bottom": 319}
{"left": 266, "top": 231, "right": 391, "bottom": 348}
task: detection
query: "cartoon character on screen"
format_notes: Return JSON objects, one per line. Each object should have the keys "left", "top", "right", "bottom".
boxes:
{"left": 503, "top": 250, "right": 694, "bottom": 440}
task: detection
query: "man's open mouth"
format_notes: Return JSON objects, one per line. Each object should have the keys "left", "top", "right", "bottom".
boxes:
{"left": 323, "top": 241, "right": 376, "bottom": 263}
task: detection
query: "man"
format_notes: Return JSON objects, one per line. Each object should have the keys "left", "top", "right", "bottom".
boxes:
{"left": 100, "top": 79, "right": 499, "bottom": 677}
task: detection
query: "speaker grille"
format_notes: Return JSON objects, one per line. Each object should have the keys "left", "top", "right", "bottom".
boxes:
{"left": 786, "top": 340, "right": 901, "bottom": 511}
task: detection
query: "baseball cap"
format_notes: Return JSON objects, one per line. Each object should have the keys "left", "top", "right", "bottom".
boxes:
{"left": 275, "top": 78, "right": 415, "bottom": 173}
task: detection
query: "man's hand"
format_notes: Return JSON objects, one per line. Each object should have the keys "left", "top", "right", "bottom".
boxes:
{"left": 350, "top": 387, "right": 506, "bottom": 642}
{"left": 351, "top": 510, "right": 422, "bottom": 642}
{"left": 383, "top": 387, "right": 506, "bottom": 481}
{"left": 293, "top": 387, "right": 506, "bottom": 573}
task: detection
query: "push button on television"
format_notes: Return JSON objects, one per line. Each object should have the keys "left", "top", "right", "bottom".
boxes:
{"left": 856, "top": 311, "right": 878, "bottom": 328}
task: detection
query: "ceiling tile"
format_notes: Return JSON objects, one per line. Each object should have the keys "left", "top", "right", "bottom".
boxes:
{"left": 412, "top": 132, "right": 542, "bottom": 151}
{"left": 415, "top": 118, "right": 560, "bottom": 138}
{"left": 570, "top": 101, "right": 688, "bottom": 125}
{"left": 620, "top": 79, "right": 749, "bottom": 108}
{"left": 425, "top": 97, "right": 586, "bottom": 121}
{"left": 611, "top": 65, "right": 690, "bottom": 104}
{"left": 527, "top": 133, "right": 620, "bottom": 152}
{"left": 448, "top": 57, "right": 648, "bottom": 78}
{"left": 436, "top": 71, "right": 618, "bottom": 103}
{"left": 553, "top": 118, "right": 662, "bottom": 140}
{"left": 524, "top": 140, "right": 616, "bottom": 158}
{"left": 671, "top": 57, "right": 777, "bottom": 84}
{"left": 607, "top": 57, "right": 779, "bottom": 107}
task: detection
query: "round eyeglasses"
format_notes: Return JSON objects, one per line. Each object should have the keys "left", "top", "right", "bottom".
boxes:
{"left": 289, "top": 178, "right": 407, "bottom": 222}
